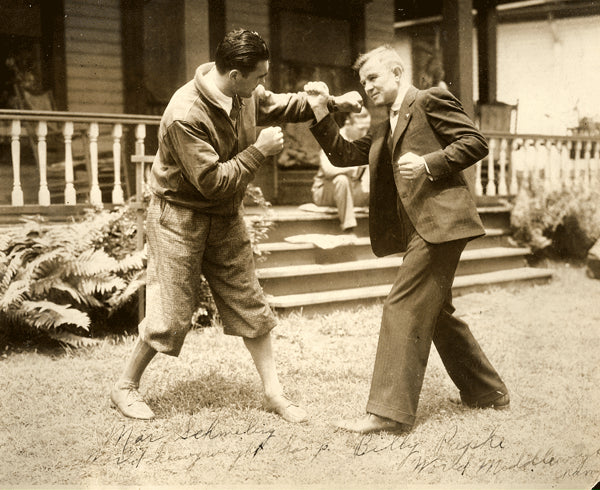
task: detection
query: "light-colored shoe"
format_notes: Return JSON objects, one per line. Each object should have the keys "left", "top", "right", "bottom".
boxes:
{"left": 334, "top": 413, "right": 407, "bottom": 434}
{"left": 110, "top": 381, "right": 155, "bottom": 420}
{"left": 264, "top": 395, "right": 308, "bottom": 423}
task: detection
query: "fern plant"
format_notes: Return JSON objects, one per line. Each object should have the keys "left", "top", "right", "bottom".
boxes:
{"left": 0, "top": 208, "right": 146, "bottom": 347}
{"left": 1, "top": 184, "right": 275, "bottom": 348}
{"left": 244, "top": 183, "right": 274, "bottom": 261}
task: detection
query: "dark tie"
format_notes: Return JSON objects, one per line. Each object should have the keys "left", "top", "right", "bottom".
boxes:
{"left": 387, "top": 122, "right": 394, "bottom": 155}
{"left": 230, "top": 96, "right": 241, "bottom": 122}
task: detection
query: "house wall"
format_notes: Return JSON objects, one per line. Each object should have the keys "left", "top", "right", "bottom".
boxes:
{"left": 495, "top": 15, "right": 600, "bottom": 134}
{"left": 59, "top": 0, "right": 395, "bottom": 115}
{"left": 63, "top": 0, "right": 124, "bottom": 113}
{"left": 395, "top": 14, "right": 600, "bottom": 135}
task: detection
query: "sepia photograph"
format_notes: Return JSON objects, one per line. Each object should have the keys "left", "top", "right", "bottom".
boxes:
{"left": 1, "top": 0, "right": 599, "bottom": 489}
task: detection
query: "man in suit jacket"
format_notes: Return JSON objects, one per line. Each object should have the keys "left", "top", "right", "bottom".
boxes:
{"left": 304, "top": 45, "right": 509, "bottom": 434}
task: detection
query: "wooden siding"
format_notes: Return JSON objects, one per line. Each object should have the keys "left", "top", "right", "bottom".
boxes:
{"left": 63, "top": 0, "right": 124, "bottom": 114}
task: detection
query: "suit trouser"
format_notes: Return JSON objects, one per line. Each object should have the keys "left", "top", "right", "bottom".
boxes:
{"left": 312, "top": 175, "right": 368, "bottom": 230}
{"left": 366, "top": 228, "right": 508, "bottom": 426}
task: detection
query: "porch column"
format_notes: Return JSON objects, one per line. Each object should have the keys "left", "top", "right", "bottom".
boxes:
{"left": 441, "top": 0, "right": 476, "bottom": 193}
{"left": 183, "top": 0, "right": 211, "bottom": 79}
{"left": 121, "top": 0, "right": 146, "bottom": 115}
{"left": 476, "top": 0, "right": 498, "bottom": 104}
{"left": 121, "top": 0, "right": 146, "bottom": 197}
{"left": 441, "top": 0, "right": 475, "bottom": 118}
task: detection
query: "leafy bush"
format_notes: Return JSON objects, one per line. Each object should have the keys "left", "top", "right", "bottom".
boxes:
{"left": 0, "top": 208, "right": 145, "bottom": 347}
{"left": 0, "top": 185, "right": 274, "bottom": 348}
{"left": 244, "top": 184, "right": 274, "bottom": 261}
{"left": 510, "top": 180, "right": 600, "bottom": 259}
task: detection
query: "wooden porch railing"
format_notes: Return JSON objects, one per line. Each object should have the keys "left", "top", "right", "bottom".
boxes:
{"left": 476, "top": 131, "right": 600, "bottom": 197}
{"left": 0, "top": 109, "right": 160, "bottom": 209}
{"left": 1, "top": 110, "right": 599, "bottom": 215}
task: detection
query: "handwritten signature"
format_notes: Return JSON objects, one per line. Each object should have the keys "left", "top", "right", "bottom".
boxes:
{"left": 352, "top": 424, "right": 600, "bottom": 478}
{"left": 86, "top": 420, "right": 600, "bottom": 480}
{"left": 87, "top": 415, "right": 329, "bottom": 471}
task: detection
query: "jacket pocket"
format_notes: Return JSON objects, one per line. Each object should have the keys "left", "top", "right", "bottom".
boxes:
{"left": 158, "top": 200, "right": 195, "bottom": 236}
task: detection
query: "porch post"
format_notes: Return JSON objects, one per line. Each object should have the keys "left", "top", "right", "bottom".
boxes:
{"left": 121, "top": 0, "right": 146, "bottom": 115}
{"left": 121, "top": 0, "right": 146, "bottom": 198}
{"left": 441, "top": 0, "right": 475, "bottom": 118}
{"left": 441, "top": 0, "right": 477, "bottom": 193}
{"left": 476, "top": 0, "right": 498, "bottom": 104}
{"left": 182, "top": 0, "right": 211, "bottom": 79}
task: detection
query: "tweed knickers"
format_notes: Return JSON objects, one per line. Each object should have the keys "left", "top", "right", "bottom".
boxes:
{"left": 138, "top": 196, "right": 277, "bottom": 356}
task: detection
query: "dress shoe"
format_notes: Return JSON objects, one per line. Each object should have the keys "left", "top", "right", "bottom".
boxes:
{"left": 264, "top": 394, "right": 308, "bottom": 423}
{"left": 110, "top": 380, "right": 155, "bottom": 420}
{"left": 450, "top": 392, "right": 510, "bottom": 410}
{"left": 334, "top": 413, "right": 407, "bottom": 434}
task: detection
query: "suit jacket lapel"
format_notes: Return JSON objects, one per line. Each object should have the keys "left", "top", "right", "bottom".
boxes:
{"left": 370, "top": 121, "right": 389, "bottom": 194}
{"left": 391, "top": 85, "right": 418, "bottom": 155}
{"left": 371, "top": 122, "right": 387, "bottom": 165}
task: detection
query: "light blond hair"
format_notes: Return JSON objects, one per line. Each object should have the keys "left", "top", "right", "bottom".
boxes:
{"left": 353, "top": 45, "right": 405, "bottom": 76}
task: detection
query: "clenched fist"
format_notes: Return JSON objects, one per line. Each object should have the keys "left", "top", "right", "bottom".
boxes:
{"left": 334, "top": 91, "right": 363, "bottom": 113}
{"left": 397, "top": 151, "right": 427, "bottom": 180}
{"left": 303, "top": 81, "right": 330, "bottom": 111}
{"left": 254, "top": 126, "right": 284, "bottom": 156}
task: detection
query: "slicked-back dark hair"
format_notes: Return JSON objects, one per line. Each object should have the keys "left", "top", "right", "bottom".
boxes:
{"left": 215, "top": 29, "right": 270, "bottom": 76}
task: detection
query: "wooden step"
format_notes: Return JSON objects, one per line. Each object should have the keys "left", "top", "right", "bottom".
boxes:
{"left": 266, "top": 267, "right": 554, "bottom": 315}
{"left": 246, "top": 204, "right": 512, "bottom": 242}
{"left": 257, "top": 209, "right": 369, "bottom": 242}
{"left": 257, "top": 246, "right": 531, "bottom": 296}
{"left": 255, "top": 228, "right": 512, "bottom": 268}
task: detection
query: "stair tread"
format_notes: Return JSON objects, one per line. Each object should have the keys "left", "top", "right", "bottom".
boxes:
{"left": 258, "top": 236, "right": 371, "bottom": 252}
{"left": 266, "top": 267, "right": 554, "bottom": 308}
{"left": 245, "top": 204, "right": 512, "bottom": 219}
{"left": 257, "top": 246, "right": 531, "bottom": 278}
{"left": 257, "top": 228, "right": 509, "bottom": 253}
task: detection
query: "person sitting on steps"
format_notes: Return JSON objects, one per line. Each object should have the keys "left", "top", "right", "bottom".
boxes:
{"left": 311, "top": 106, "right": 371, "bottom": 232}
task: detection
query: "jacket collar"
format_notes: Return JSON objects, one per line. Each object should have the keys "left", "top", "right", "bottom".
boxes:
{"left": 195, "top": 62, "right": 246, "bottom": 118}
{"left": 390, "top": 84, "right": 417, "bottom": 150}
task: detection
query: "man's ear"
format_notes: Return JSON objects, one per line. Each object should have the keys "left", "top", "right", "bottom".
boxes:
{"left": 392, "top": 67, "right": 403, "bottom": 81}
{"left": 228, "top": 69, "right": 241, "bottom": 81}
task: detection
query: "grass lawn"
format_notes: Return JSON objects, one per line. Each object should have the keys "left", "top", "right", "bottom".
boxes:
{"left": 1, "top": 261, "right": 599, "bottom": 489}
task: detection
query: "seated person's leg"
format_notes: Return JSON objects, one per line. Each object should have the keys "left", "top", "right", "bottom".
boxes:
{"left": 332, "top": 174, "right": 356, "bottom": 231}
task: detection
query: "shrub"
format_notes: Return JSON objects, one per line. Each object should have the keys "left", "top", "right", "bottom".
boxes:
{"left": 244, "top": 184, "right": 274, "bottom": 261}
{"left": 0, "top": 185, "right": 274, "bottom": 348}
{"left": 0, "top": 209, "right": 146, "bottom": 347}
{"left": 510, "top": 180, "right": 600, "bottom": 260}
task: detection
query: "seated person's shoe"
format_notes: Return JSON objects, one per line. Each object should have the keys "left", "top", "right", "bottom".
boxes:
{"left": 334, "top": 413, "right": 408, "bottom": 434}
{"left": 264, "top": 394, "right": 308, "bottom": 423}
{"left": 450, "top": 392, "right": 510, "bottom": 410}
{"left": 110, "top": 380, "right": 155, "bottom": 420}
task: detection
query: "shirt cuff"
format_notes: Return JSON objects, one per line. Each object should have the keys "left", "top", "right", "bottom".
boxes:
{"left": 423, "top": 160, "right": 434, "bottom": 181}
